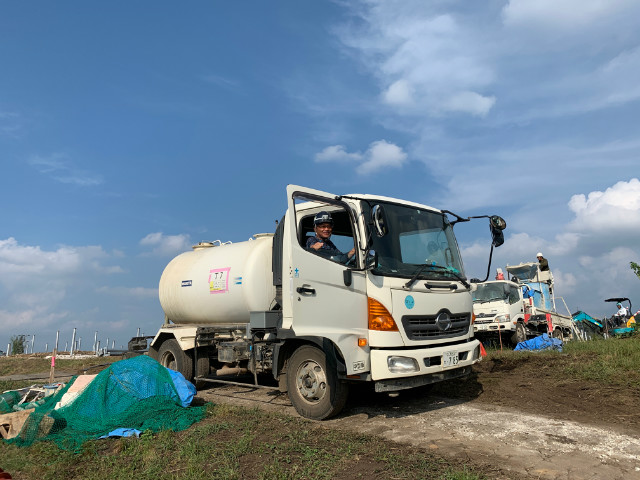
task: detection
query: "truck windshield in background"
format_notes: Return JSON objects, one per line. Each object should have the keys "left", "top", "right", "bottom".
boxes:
{"left": 365, "top": 202, "right": 466, "bottom": 281}
{"left": 473, "top": 282, "right": 520, "bottom": 304}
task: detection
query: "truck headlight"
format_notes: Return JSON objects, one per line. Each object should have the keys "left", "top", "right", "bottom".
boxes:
{"left": 387, "top": 356, "right": 419, "bottom": 373}
{"left": 494, "top": 314, "right": 510, "bottom": 323}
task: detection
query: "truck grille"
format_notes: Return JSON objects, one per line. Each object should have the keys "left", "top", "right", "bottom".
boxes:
{"left": 474, "top": 312, "right": 496, "bottom": 324}
{"left": 401, "top": 312, "right": 470, "bottom": 340}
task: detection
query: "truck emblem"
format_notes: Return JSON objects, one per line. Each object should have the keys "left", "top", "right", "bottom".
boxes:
{"left": 181, "top": 280, "right": 192, "bottom": 287}
{"left": 435, "top": 312, "right": 452, "bottom": 331}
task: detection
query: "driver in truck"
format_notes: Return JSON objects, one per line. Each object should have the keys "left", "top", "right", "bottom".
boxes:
{"left": 306, "top": 211, "right": 355, "bottom": 263}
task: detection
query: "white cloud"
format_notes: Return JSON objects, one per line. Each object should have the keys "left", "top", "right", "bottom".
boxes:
{"left": 551, "top": 270, "right": 578, "bottom": 296}
{"left": 96, "top": 286, "right": 157, "bottom": 298}
{"left": 315, "top": 145, "right": 363, "bottom": 163}
{"left": 336, "top": 3, "right": 496, "bottom": 118}
{"left": 0, "top": 238, "right": 115, "bottom": 281}
{"left": 0, "top": 238, "right": 135, "bottom": 345}
{"left": 28, "top": 153, "right": 103, "bottom": 187}
{"left": 139, "top": 232, "right": 191, "bottom": 256}
{"left": 502, "top": 0, "right": 637, "bottom": 30}
{"left": 383, "top": 79, "right": 414, "bottom": 106}
{"left": 360, "top": 140, "right": 408, "bottom": 174}
{"left": 441, "top": 91, "right": 496, "bottom": 117}
{"left": 0, "top": 307, "right": 69, "bottom": 330}
{"left": 314, "top": 140, "right": 407, "bottom": 174}
{"left": 568, "top": 178, "right": 640, "bottom": 232}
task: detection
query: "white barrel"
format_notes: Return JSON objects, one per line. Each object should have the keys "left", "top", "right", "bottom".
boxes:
{"left": 159, "top": 234, "right": 275, "bottom": 324}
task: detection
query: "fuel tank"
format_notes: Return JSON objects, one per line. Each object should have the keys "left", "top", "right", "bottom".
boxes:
{"left": 159, "top": 234, "right": 275, "bottom": 324}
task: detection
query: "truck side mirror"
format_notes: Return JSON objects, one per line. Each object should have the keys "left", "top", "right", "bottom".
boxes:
{"left": 371, "top": 205, "right": 388, "bottom": 237}
{"left": 489, "top": 215, "right": 506, "bottom": 247}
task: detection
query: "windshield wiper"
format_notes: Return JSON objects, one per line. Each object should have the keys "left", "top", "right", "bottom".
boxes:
{"left": 403, "top": 264, "right": 470, "bottom": 290}
{"left": 403, "top": 264, "right": 431, "bottom": 290}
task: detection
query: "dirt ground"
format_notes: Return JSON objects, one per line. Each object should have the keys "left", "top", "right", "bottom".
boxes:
{"left": 433, "top": 353, "right": 639, "bottom": 433}
{"left": 199, "top": 353, "right": 640, "bottom": 480}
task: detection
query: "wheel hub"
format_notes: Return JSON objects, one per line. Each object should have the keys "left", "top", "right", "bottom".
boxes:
{"left": 162, "top": 352, "right": 176, "bottom": 370}
{"left": 296, "top": 360, "right": 327, "bottom": 403}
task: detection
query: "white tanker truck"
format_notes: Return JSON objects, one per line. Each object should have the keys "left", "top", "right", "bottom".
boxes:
{"left": 148, "top": 185, "right": 507, "bottom": 420}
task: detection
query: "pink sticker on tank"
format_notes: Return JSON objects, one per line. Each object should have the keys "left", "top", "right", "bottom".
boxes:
{"left": 208, "top": 267, "right": 230, "bottom": 294}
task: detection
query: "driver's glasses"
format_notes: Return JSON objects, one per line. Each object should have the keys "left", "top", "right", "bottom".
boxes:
{"left": 317, "top": 224, "right": 332, "bottom": 230}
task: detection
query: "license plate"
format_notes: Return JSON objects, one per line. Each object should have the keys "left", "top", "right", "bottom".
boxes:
{"left": 443, "top": 351, "right": 459, "bottom": 367}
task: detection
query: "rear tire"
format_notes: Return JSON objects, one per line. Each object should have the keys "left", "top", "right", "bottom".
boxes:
{"left": 158, "top": 339, "right": 194, "bottom": 382}
{"left": 189, "top": 348, "right": 210, "bottom": 389}
{"left": 552, "top": 328, "right": 563, "bottom": 341}
{"left": 286, "top": 345, "right": 348, "bottom": 420}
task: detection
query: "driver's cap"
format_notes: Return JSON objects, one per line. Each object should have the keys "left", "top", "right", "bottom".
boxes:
{"left": 536, "top": 252, "right": 543, "bottom": 257}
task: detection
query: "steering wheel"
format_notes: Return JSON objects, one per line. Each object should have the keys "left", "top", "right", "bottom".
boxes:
{"left": 427, "top": 241, "right": 439, "bottom": 255}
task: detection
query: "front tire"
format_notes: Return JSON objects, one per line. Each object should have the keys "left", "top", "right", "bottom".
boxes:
{"left": 286, "top": 345, "right": 348, "bottom": 420}
{"left": 514, "top": 322, "right": 527, "bottom": 344}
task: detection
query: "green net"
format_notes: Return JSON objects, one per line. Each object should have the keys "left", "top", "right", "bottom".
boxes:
{"left": 0, "top": 390, "right": 22, "bottom": 414}
{"left": 4, "top": 355, "right": 207, "bottom": 451}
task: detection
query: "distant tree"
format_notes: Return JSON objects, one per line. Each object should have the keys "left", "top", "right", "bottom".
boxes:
{"left": 632, "top": 262, "right": 640, "bottom": 279}
{"left": 10, "top": 335, "right": 26, "bottom": 355}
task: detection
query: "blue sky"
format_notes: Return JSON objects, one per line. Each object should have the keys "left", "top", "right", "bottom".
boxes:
{"left": 2, "top": 0, "right": 640, "bottom": 352}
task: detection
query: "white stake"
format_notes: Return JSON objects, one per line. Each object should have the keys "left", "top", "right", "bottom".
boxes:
{"left": 70, "top": 328, "right": 77, "bottom": 356}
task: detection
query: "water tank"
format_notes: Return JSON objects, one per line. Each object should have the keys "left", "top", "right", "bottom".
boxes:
{"left": 159, "top": 234, "right": 275, "bottom": 324}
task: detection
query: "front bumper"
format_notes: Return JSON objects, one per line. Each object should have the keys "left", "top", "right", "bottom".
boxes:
{"left": 474, "top": 323, "right": 515, "bottom": 332}
{"left": 370, "top": 339, "right": 480, "bottom": 384}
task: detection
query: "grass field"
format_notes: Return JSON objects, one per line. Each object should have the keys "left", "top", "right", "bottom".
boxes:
{"left": 0, "top": 353, "right": 118, "bottom": 377}
{"left": 1, "top": 401, "right": 483, "bottom": 480}
{"left": 483, "top": 334, "right": 640, "bottom": 388}
{"left": 2, "top": 337, "right": 639, "bottom": 480}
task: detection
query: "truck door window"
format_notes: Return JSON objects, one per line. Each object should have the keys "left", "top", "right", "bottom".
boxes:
{"left": 293, "top": 197, "right": 356, "bottom": 266}
{"left": 508, "top": 286, "right": 521, "bottom": 304}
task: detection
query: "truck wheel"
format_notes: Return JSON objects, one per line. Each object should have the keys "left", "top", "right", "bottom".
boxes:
{"left": 286, "top": 345, "right": 348, "bottom": 420}
{"left": 515, "top": 323, "right": 527, "bottom": 344}
{"left": 188, "top": 348, "right": 210, "bottom": 389}
{"left": 158, "top": 339, "right": 194, "bottom": 383}
{"left": 552, "top": 328, "right": 563, "bottom": 341}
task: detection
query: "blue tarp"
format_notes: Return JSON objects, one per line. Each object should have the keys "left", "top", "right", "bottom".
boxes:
{"left": 167, "top": 368, "right": 197, "bottom": 408}
{"left": 514, "top": 333, "right": 563, "bottom": 352}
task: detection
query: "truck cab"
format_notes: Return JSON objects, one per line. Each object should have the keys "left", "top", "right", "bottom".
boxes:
{"left": 472, "top": 280, "right": 524, "bottom": 344}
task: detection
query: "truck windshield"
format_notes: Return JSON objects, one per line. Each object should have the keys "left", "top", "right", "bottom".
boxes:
{"left": 473, "top": 283, "right": 508, "bottom": 303}
{"left": 366, "top": 202, "right": 466, "bottom": 282}
{"left": 473, "top": 283, "right": 520, "bottom": 304}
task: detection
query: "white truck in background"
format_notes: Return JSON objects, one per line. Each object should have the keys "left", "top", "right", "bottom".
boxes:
{"left": 472, "top": 280, "right": 524, "bottom": 345}
{"left": 148, "top": 185, "right": 506, "bottom": 420}
{"left": 472, "top": 262, "right": 575, "bottom": 345}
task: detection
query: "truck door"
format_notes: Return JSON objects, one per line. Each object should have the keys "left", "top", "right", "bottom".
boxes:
{"left": 285, "top": 185, "right": 368, "bottom": 365}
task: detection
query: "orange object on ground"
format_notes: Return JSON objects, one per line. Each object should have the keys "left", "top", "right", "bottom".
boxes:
{"left": 479, "top": 342, "right": 487, "bottom": 357}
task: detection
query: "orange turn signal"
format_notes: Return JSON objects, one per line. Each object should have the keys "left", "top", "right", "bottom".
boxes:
{"left": 368, "top": 297, "right": 398, "bottom": 331}
{"left": 358, "top": 338, "right": 367, "bottom": 347}
{"left": 471, "top": 312, "right": 476, "bottom": 324}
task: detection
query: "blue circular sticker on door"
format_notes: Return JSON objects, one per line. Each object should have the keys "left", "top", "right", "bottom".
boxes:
{"left": 404, "top": 295, "right": 415, "bottom": 309}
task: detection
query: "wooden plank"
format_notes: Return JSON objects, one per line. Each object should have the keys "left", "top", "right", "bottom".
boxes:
{"left": 0, "top": 409, "right": 34, "bottom": 440}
